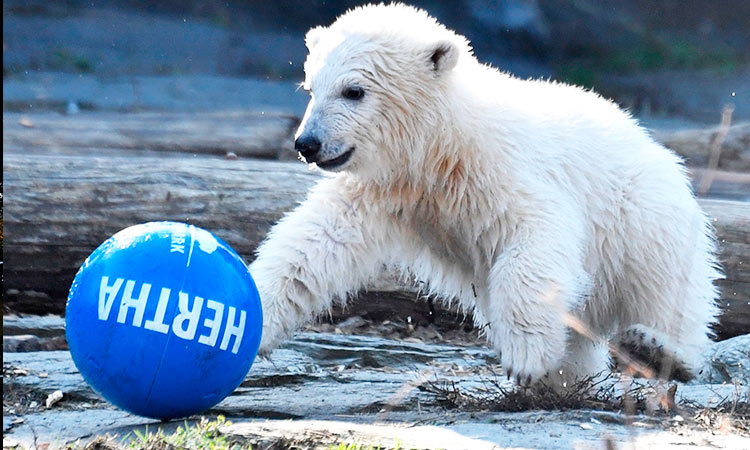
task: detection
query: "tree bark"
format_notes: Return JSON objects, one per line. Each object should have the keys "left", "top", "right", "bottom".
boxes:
{"left": 4, "top": 150, "right": 749, "bottom": 339}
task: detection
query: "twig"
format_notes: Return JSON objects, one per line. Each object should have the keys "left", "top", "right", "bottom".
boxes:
{"left": 698, "top": 105, "right": 735, "bottom": 196}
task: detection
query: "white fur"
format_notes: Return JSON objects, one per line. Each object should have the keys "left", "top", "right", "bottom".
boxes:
{"left": 250, "top": 4, "right": 721, "bottom": 385}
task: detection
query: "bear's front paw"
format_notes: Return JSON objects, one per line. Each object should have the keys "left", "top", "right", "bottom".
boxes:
{"left": 256, "top": 315, "right": 291, "bottom": 357}
{"left": 499, "top": 331, "right": 565, "bottom": 386}
{"left": 257, "top": 333, "right": 281, "bottom": 357}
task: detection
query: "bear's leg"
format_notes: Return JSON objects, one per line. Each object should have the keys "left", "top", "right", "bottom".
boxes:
{"left": 611, "top": 272, "right": 717, "bottom": 381}
{"left": 613, "top": 324, "right": 703, "bottom": 382}
{"left": 541, "top": 331, "right": 611, "bottom": 391}
{"left": 482, "top": 235, "right": 589, "bottom": 384}
{"left": 611, "top": 193, "right": 720, "bottom": 381}
{"left": 613, "top": 242, "right": 718, "bottom": 381}
{"left": 250, "top": 185, "right": 389, "bottom": 355}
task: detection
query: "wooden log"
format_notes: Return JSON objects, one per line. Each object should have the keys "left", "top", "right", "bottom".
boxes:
{"left": 700, "top": 199, "right": 750, "bottom": 339}
{"left": 651, "top": 121, "right": 750, "bottom": 172}
{"left": 4, "top": 112, "right": 749, "bottom": 170}
{"left": 687, "top": 168, "right": 750, "bottom": 201}
{"left": 3, "top": 150, "right": 749, "bottom": 339}
{"left": 3, "top": 111, "right": 299, "bottom": 160}
{"left": 2, "top": 149, "right": 315, "bottom": 315}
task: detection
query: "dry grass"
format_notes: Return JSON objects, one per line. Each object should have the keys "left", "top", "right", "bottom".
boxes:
{"left": 420, "top": 372, "right": 653, "bottom": 413}
{"left": 3, "top": 364, "right": 49, "bottom": 415}
{"left": 421, "top": 371, "right": 750, "bottom": 436}
{"left": 2, "top": 380, "right": 49, "bottom": 415}
{"left": 690, "top": 400, "right": 750, "bottom": 434}
{"left": 677, "top": 387, "right": 750, "bottom": 435}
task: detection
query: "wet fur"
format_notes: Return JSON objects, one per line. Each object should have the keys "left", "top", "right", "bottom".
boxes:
{"left": 250, "top": 4, "right": 721, "bottom": 386}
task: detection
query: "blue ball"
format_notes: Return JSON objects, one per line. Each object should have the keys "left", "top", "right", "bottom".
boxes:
{"left": 66, "top": 222, "right": 262, "bottom": 420}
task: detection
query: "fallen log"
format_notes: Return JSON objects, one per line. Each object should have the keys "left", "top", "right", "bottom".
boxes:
{"left": 3, "top": 111, "right": 299, "bottom": 160}
{"left": 651, "top": 121, "right": 750, "bottom": 172}
{"left": 4, "top": 113, "right": 749, "bottom": 171}
{"left": 687, "top": 168, "right": 750, "bottom": 201}
{"left": 2, "top": 149, "right": 315, "bottom": 316}
{"left": 3, "top": 150, "right": 749, "bottom": 339}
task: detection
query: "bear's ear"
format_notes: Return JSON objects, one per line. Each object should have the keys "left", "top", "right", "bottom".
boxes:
{"left": 428, "top": 40, "right": 459, "bottom": 74}
{"left": 305, "top": 26, "right": 326, "bottom": 51}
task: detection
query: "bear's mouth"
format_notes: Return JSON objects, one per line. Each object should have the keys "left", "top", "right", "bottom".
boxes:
{"left": 316, "top": 147, "right": 355, "bottom": 170}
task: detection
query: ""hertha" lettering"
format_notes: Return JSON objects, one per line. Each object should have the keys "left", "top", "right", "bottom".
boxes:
{"left": 97, "top": 276, "right": 247, "bottom": 354}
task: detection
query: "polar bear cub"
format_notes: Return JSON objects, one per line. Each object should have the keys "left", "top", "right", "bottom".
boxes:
{"left": 249, "top": 3, "right": 721, "bottom": 386}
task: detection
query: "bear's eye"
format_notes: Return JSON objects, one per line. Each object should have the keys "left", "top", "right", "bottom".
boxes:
{"left": 342, "top": 86, "right": 365, "bottom": 101}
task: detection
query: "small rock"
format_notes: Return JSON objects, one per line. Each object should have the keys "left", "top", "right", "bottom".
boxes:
{"left": 225, "top": 152, "right": 238, "bottom": 160}
{"left": 66, "top": 101, "right": 80, "bottom": 114}
{"left": 11, "top": 368, "right": 28, "bottom": 376}
{"left": 579, "top": 423, "right": 593, "bottom": 430}
{"left": 4, "top": 336, "right": 37, "bottom": 352}
{"left": 336, "top": 316, "right": 368, "bottom": 330}
{"left": 698, "top": 334, "right": 750, "bottom": 384}
{"left": 46, "top": 390, "right": 63, "bottom": 408}
{"left": 3, "top": 335, "right": 68, "bottom": 352}
{"left": 1, "top": 315, "right": 65, "bottom": 335}
{"left": 3, "top": 437, "right": 20, "bottom": 448}
{"left": 18, "top": 116, "right": 34, "bottom": 128}
{"left": 11, "top": 418, "right": 24, "bottom": 425}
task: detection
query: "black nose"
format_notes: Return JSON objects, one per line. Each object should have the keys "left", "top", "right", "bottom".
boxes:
{"left": 295, "top": 135, "right": 322, "bottom": 159}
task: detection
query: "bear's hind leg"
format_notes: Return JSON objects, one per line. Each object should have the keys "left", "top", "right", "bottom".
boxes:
{"left": 613, "top": 324, "right": 703, "bottom": 382}
{"left": 614, "top": 187, "right": 720, "bottom": 381}
{"left": 613, "top": 259, "right": 718, "bottom": 381}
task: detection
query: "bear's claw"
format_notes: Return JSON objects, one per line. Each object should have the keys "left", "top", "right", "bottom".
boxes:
{"left": 498, "top": 328, "right": 566, "bottom": 386}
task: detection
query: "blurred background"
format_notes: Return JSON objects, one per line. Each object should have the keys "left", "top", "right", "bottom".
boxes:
{"left": 3, "top": 0, "right": 749, "bottom": 125}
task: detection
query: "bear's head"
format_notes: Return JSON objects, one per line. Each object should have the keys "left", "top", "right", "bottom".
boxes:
{"left": 295, "top": 3, "right": 472, "bottom": 183}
